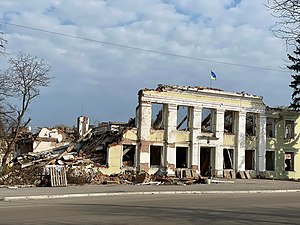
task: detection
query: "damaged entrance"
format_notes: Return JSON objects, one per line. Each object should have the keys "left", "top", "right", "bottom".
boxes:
{"left": 200, "top": 147, "right": 213, "bottom": 177}
{"left": 223, "top": 148, "right": 234, "bottom": 169}
{"left": 176, "top": 147, "right": 188, "bottom": 168}
{"left": 245, "top": 149, "right": 255, "bottom": 170}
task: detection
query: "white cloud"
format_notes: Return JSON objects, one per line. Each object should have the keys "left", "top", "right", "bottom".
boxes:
{"left": 0, "top": 0, "right": 291, "bottom": 126}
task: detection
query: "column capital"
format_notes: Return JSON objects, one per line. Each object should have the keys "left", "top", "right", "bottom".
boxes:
{"left": 216, "top": 108, "right": 225, "bottom": 114}
{"left": 168, "top": 104, "right": 177, "bottom": 111}
{"left": 193, "top": 106, "right": 202, "bottom": 113}
{"left": 258, "top": 113, "right": 267, "bottom": 119}
{"left": 140, "top": 101, "right": 152, "bottom": 107}
{"left": 239, "top": 111, "right": 247, "bottom": 116}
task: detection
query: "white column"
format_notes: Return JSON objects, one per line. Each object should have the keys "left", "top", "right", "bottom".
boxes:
{"left": 138, "top": 102, "right": 151, "bottom": 171}
{"left": 236, "top": 111, "right": 246, "bottom": 172}
{"left": 257, "top": 113, "right": 266, "bottom": 174}
{"left": 166, "top": 104, "right": 177, "bottom": 169}
{"left": 215, "top": 109, "right": 225, "bottom": 177}
{"left": 191, "top": 107, "right": 202, "bottom": 171}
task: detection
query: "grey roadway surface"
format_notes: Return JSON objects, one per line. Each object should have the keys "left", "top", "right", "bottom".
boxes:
{"left": 1, "top": 178, "right": 300, "bottom": 201}
{"left": 1, "top": 192, "right": 300, "bottom": 224}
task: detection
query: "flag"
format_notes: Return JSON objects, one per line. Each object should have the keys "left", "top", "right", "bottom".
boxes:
{"left": 210, "top": 71, "right": 217, "bottom": 80}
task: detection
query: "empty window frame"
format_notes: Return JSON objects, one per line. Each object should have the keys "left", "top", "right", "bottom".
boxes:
{"left": 94, "top": 144, "right": 108, "bottom": 166}
{"left": 151, "top": 103, "right": 164, "bottom": 129}
{"left": 177, "top": 105, "right": 190, "bottom": 131}
{"left": 122, "top": 145, "right": 136, "bottom": 167}
{"left": 201, "top": 108, "right": 215, "bottom": 133}
{"left": 223, "top": 148, "right": 234, "bottom": 169}
{"left": 176, "top": 147, "right": 188, "bottom": 168}
{"left": 150, "top": 146, "right": 163, "bottom": 167}
{"left": 266, "top": 151, "right": 275, "bottom": 171}
{"left": 224, "top": 111, "right": 235, "bottom": 134}
{"left": 245, "top": 150, "right": 255, "bottom": 170}
{"left": 285, "top": 120, "right": 295, "bottom": 139}
{"left": 266, "top": 118, "right": 276, "bottom": 138}
{"left": 285, "top": 152, "right": 294, "bottom": 171}
{"left": 246, "top": 113, "right": 256, "bottom": 136}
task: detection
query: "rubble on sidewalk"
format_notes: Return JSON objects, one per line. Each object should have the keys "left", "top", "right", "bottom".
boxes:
{"left": 2, "top": 127, "right": 210, "bottom": 187}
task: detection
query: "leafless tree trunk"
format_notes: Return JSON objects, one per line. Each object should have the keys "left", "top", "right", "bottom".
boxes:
{"left": 266, "top": 0, "right": 300, "bottom": 45}
{"left": 0, "top": 52, "right": 52, "bottom": 172}
{"left": 0, "top": 27, "right": 7, "bottom": 55}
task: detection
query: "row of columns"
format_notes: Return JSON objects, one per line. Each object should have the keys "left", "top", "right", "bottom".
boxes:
{"left": 138, "top": 101, "right": 266, "bottom": 175}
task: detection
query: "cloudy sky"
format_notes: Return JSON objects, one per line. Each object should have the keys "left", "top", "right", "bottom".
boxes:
{"left": 0, "top": 0, "right": 292, "bottom": 128}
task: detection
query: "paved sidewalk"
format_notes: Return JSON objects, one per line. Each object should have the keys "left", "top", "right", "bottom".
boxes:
{"left": 1, "top": 179, "right": 300, "bottom": 201}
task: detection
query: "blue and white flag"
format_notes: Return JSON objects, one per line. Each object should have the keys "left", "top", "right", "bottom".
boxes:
{"left": 210, "top": 71, "right": 217, "bottom": 80}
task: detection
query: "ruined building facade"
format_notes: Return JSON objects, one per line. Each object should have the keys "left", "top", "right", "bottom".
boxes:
{"left": 135, "top": 84, "right": 267, "bottom": 177}
{"left": 12, "top": 84, "right": 300, "bottom": 180}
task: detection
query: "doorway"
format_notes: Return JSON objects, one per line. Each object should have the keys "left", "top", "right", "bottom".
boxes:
{"left": 200, "top": 147, "right": 211, "bottom": 176}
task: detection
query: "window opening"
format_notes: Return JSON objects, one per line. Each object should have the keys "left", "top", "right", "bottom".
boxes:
{"left": 285, "top": 120, "right": 295, "bottom": 139}
{"left": 246, "top": 113, "right": 256, "bottom": 136}
{"left": 266, "top": 118, "right": 276, "bottom": 138}
{"left": 122, "top": 145, "right": 136, "bottom": 167}
{"left": 201, "top": 108, "right": 215, "bottom": 133}
{"left": 151, "top": 103, "right": 164, "bottom": 129}
{"left": 177, "top": 105, "right": 189, "bottom": 131}
{"left": 266, "top": 151, "right": 275, "bottom": 171}
{"left": 285, "top": 152, "right": 294, "bottom": 171}
{"left": 224, "top": 111, "right": 235, "bottom": 133}
{"left": 150, "top": 146, "right": 162, "bottom": 166}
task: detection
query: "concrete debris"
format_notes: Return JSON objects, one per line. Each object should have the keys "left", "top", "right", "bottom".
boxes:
{"left": 3, "top": 127, "right": 231, "bottom": 187}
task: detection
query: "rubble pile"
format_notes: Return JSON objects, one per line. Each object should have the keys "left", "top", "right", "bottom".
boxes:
{"left": 2, "top": 128, "right": 205, "bottom": 186}
{"left": 0, "top": 166, "right": 44, "bottom": 186}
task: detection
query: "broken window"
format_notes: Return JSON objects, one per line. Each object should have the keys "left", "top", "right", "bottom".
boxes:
{"left": 150, "top": 145, "right": 162, "bottom": 167}
{"left": 224, "top": 111, "right": 235, "bottom": 133}
{"left": 177, "top": 105, "right": 189, "bottom": 131}
{"left": 122, "top": 145, "right": 136, "bottom": 167}
{"left": 266, "top": 118, "right": 276, "bottom": 138}
{"left": 94, "top": 145, "right": 108, "bottom": 166}
{"left": 285, "top": 120, "right": 295, "bottom": 139}
{"left": 176, "top": 147, "right": 188, "bottom": 168}
{"left": 201, "top": 108, "right": 215, "bottom": 133}
{"left": 223, "top": 148, "right": 234, "bottom": 169}
{"left": 285, "top": 152, "right": 294, "bottom": 171}
{"left": 246, "top": 113, "right": 256, "bottom": 136}
{"left": 151, "top": 103, "right": 164, "bottom": 129}
{"left": 266, "top": 151, "right": 275, "bottom": 171}
{"left": 245, "top": 150, "right": 255, "bottom": 170}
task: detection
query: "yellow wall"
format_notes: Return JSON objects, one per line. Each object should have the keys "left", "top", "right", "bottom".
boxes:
{"left": 223, "top": 134, "right": 235, "bottom": 147}
{"left": 265, "top": 111, "right": 300, "bottom": 179}
{"left": 97, "top": 145, "right": 122, "bottom": 175}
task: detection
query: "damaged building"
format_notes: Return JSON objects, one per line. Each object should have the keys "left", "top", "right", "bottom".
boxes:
{"left": 15, "top": 127, "right": 76, "bottom": 157}
{"left": 11, "top": 84, "right": 300, "bottom": 181}
{"left": 133, "top": 84, "right": 300, "bottom": 179}
{"left": 135, "top": 84, "right": 267, "bottom": 178}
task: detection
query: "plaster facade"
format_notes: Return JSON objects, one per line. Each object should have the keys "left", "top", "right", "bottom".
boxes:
{"left": 136, "top": 84, "right": 267, "bottom": 177}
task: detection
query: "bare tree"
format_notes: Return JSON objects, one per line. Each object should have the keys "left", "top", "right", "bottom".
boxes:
{"left": 0, "top": 26, "right": 7, "bottom": 55}
{"left": 267, "top": 0, "right": 300, "bottom": 45}
{"left": 0, "top": 52, "right": 52, "bottom": 171}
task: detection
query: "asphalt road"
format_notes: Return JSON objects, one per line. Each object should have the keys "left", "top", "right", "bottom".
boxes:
{"left": 0, "top": 192, "right": 299, "bottom": 225}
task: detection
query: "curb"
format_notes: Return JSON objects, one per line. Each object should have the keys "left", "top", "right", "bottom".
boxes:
{"left": 1, "top": 189, "right": 300, "bottom": 201}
